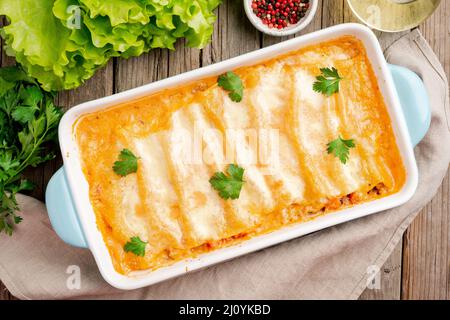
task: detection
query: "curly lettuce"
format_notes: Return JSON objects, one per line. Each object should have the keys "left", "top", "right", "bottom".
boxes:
{"left": 0, "top": 0, "right": 221, "bottom": 91}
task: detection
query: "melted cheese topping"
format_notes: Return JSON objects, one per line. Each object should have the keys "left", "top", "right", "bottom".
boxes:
{"left": 75, "top": 36, "right": 406, "bottom": 274}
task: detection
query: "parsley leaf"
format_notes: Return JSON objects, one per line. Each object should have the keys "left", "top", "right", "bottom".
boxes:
{"left": 0, "top": 65, "right": 62, "bottom": 235}
{"left": 11, "top": 105, "right": 38, "bottom": 123}
{"left": 313, "top": 67, "right": 343, "bottom": 97}
{"left": 327, "top": 136, "right": 356, "bottom": 164}
{"left": 113, "top": 149, "right": 139, "bottom": 176}
{"left": 20, "top": 86, "right": 43, "bottom": 106}
{"left": 209, "top": 164, "right": 245, "bottom": 200}
{"left": 124, "top": 236, "right": 147, "bottom": 257}
{"left": 218, "top": 71, "right": 244, "bottom": 102}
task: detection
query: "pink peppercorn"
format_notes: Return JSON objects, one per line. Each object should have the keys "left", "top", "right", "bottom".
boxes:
{"left": 251, "top": 0, "right": 310, "bottom": 30}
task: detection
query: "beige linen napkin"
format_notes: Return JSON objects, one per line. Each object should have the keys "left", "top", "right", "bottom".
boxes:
{"left": 0, "top": 29, "right": 449, "bottom": 300}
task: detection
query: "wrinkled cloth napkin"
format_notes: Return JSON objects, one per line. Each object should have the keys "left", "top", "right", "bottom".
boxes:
{"left": 1, "top": 29, "right": 449, "bottom": 300}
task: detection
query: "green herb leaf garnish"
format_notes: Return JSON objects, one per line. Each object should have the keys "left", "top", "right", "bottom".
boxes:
{"left": 313, "top": 67, "right": 343, "bottom": 96}
{"left": 209, "top": 164, "right": 245, "bottom": 200}
{"left": 218, "top": 71, "right": 244, "bottom": 102}
{"left": 113, "top": 149, "right": 139, "bottom": 176}
{"left": 124, "top": 236, "right": 147, "bottom": 257}
{"left": 327, "top": 136, "right": 356, "bottom": 164}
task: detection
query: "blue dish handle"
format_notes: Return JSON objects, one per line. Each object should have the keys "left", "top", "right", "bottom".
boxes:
{"left": 388, "top": 64, "right": 431, "bottom": 146}
{"left": 45, "top": 167, "right": 88, "bottom": 248}
{"left": 44, "top": 64, "right": 430, "bottom": 249}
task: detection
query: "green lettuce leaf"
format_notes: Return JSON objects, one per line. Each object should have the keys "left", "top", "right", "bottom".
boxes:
{"left": 80, "top": 0, "right": 149, "bottom": 26}
{"left": 0, "top": 0, "right": 222, "bottom": 91}
{"left": 0, "top": 0, "right": 71, "bottom": 69}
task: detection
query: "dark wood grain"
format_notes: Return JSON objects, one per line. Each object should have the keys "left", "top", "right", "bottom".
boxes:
{"left": 359, "top": 243, "right": 403, "bottom": 300}
{"left": 402, "top": 169, "right": 449, "bottom": 299}
{"left": 202, "top": 0, "right": 260, "bottom": 65}
{"left": 401, "top": 0, "right": 450, "bottom": 300}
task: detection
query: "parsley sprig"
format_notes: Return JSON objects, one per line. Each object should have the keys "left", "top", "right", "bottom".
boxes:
{"left": 209, "top": 164, "right": 245, "bottom": 200}
{"left": 218, "top": 71, "right": 244, "bottom": 102}
{"left": 0, "top": 66, "right": 62, "bottom": 235}
{"left": 313, "top": 67, "right": 343, "bottom": 96}
{"left": 327, "top": 136, "right": 356, "bottom": 164}
{"left": 124, "top": 236, "right": 147, "bottom": 257}
{"left": 113, "top": 149, "right": 139, "bottom": 176}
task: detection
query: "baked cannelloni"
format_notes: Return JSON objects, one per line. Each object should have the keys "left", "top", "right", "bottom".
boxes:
{"left": 75, "top": 36, "right": 406, "bottom": 274}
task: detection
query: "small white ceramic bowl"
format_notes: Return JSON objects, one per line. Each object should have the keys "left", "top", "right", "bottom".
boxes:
{"left": 244, "top": 0, "right": 318, "bottom": 37}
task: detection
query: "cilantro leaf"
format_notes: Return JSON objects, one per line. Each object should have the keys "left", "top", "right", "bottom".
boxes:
{"left": 218, "top": 71, "right": 244, "bottom": 102}
{"left": 313, "top": 67, "right": 343, "bottom": 96}
{"left": 327, "top": 136, "right": 356, "bottom": 164}
{"left": 113, "top": 149, "right": 139, "bottom": 176}
{"left": 124, "top": 236, "right": 147, "bottom": 257}
{"left": 209, "top": 164, "right": 245, "bottom": 200}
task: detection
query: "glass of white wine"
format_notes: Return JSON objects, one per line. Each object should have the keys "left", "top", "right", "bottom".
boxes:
{"left": 346, "top": 0, "right": 441, "bottom": 32}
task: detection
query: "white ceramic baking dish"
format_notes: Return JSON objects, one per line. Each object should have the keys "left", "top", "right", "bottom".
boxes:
{"left": 45, "top": 23, "right": 430, "bottom": 290}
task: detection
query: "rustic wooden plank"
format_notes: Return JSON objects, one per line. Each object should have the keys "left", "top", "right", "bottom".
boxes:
{"left": 202, "top": 0, "right": 260, "bottom": 66}
{"left": 402, "top": 171, "right": 449, "bottom": 300}
{"left": 359, "top": 242, "right": 403, "bottom": 300}
{"left": 168, "top": 39, "right": 200, "bottom": 76}
{"left": 321, "top": 0, "right": 345, "bottom": 28}
{"left": 401, "top": 0, "right": 450, "bottom": 300}
{"left": 0, "top": 18, "right": 15, "bottom": 67}
{"left": 114, "top": 50, "right": 169, "bottom": 92}
{"left": 343, "top": 0, "right": 359, "bottom": 24}
{"left": 419, "top": 0, "right": 450, "bottom": 80}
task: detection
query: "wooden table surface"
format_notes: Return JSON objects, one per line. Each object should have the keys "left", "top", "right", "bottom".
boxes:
{"left": 1, "top": 0, "right": 448, "bottom": 300}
